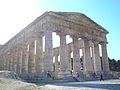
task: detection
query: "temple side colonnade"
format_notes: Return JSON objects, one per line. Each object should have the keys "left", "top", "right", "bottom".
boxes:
{"left": 0, "top": 12, "right": 110, "bottom": 78}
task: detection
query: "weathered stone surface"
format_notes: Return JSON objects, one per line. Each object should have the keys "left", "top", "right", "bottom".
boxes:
{"left": 0, "top": 11, "right": 110, "bottom": 81}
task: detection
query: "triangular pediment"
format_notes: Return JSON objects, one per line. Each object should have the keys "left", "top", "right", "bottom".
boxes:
{"left": 46, "top": 11, "right": 108, "bottom": 33}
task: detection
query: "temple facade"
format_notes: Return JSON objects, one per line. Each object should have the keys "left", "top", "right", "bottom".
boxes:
{"left": 0, "top": 12, "right": 110, "bottom": 79}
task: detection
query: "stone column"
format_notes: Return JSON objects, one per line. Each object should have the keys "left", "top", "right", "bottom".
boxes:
{"left": 13, "top": 48, "right": 18, "bottom": 72}
{"left": 35, "top": 33, "right": 44, "bottom": 74}
{"left": 54, "top": 54, "right": 59, "bottom": 78}
{"left": 0, "top": 56, "right": 2, "bottom": 70}
{"left": 28, "top": 39, "right": 35, "bottom": 73}
{"left": 59, "top": 33, "right": 68, "bottom": 71}
{"left": 72, "top": 36, "right": 80, "bottom": 75}
{"left": 67, "top": 48, "right": 72, "bottom": 71}
{"left": 17, "top": 46, "right": 23, "bottom": 74}
{"left": 2, "top": 55, "right": 4, "bottom": 70}
{"left": 9, "top": 50, "right": 13, "bottom": 71}
{"left": 7, "top": 52, "right": 11, "bottom": 71}
{"left": 10, "top": 50, "right": 14, "bottom": 71}
{"left": 92, "top": 41, "right": 102, "bottom": 74}
{"left": 83, "top": 39, "right": 94, "bottom": 75}
{"left": 44, "top": 32, "right": 53, "bottom": 72}
{"left": 3, "top": 54, "right": 6, "bottom": 70}
{"left": 6, "top": 52, "right": 10, "bottom": 71}
{"left": 101, "top": 42, "right": 110, "bottom": 73}
{"left": 22, "top": 43, "right": 28, "bottom": 74}
{"left": 57, "top": 33, "right": 71, "bottom": 78}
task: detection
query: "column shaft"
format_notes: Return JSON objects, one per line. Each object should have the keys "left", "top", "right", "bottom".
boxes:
{"left": 17, "top": 47, "right": 23, "bottom": 74}
{"left": 3, "top": 54, "right": 6, "bottom": 70}
{"left": 44, "top": 32, "right": 53, "bottom": 72}
{"left": 72, "top": 37, "right": 80, "bottom": 73}
{"left": 28, "top": 40, "right": 35, "bottom": 73}
{"left": 55, "top": 55, "right": 59, "bottom": 77}
{"left": 13, "top": 48, "right": 18, "bottom": 72}
{"left": 92, "top": 42, "right": 102, "bottom": 73}
{"left": 7, "top": 52, "right": 11, "bottom": 71}
{"left": 22, "top": 44, "right": 28, "bottom": 74}
{"left": 0, "top": 56, "right": 2, "bottom": 70}
{"left": 101, "top": 42, "right": 110, "bottom": 73}
{"left": 10, "top": 51, "right": 14, "bottom": 71}
{"left": 6, "top": 53, "right": 10, "bottom": 70}
{"left": 83, "top": 39, "right": 94, "bottom": 74}
{"left": 35, "top": 35, "right": 44, "bottom": 74}
{"left": 67, "top": 49, "right": 72, "bottom": 71}
{"left": 59, "top": 34, "right": 68, "bottom": 71}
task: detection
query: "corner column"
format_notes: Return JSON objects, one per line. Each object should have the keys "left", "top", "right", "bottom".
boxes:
{"left": 44, "top": 32, "right": 53, "bottom": 72}
{"left": 101, "top": 42, "right": 110, "bottom": 73}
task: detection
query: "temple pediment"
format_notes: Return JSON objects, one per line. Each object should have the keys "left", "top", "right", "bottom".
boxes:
{"left": 39, "top": 11, "right": 108, "bottom": 34}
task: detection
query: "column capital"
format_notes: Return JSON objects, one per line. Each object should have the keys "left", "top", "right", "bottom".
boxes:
{"left": 28, "top": 38, "right": 35, "bottom": 44}
{"left": 70, "top": 35, "right": 79, "bottom": 39}
{"left": 92, "top": 40, "right": 100, "bottom": 45}
{"left": 82, "top": 37, "right": 90, "bottom": 42}
{"left": 57, "top": 32, "right": 66, "bottom": 37}
{"left": 100, "top": 41, "right": 108, "bottom": 45}
{"left": 36, "top": 32, "right": 44, "bottom": 38}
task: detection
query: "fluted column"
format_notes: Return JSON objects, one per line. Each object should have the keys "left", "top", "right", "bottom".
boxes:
{"left": 35, "top": 33, "right": 44, "bottom": 74}
{"left": 13, "top": 48, "right": 18, "bottom": 72}
{"left": 0, "top": 56, "right": 2, "bottom": 70}
{"left": 22, "top": 43, "right": 28, "bottom": 74}
{"left": 6, "top": 52, "right": 10, "bottom": 70}
{"left": 72, "top": 36, "right": 80, "bottom": 74}
{"left": 28, "top": 39, "right": 35, "bottom": 73}
{"left": 54, "top": 54, "right": 59, "bottom": 78}
{"left": 0, "top": 55, "right": 3, "bottom": 70}
{"left": 17, "top": 46, "right": 23, "bottom": 74}
{"left": 92, "top": 41, "right": 102, "bottom": 74}
{"left": 101, "top": 42, "right": 110, "bottom": 73}
{"left": 67, "top": 49, "right": 72, "bottom": 71}
{"left": 10, "top": 50, "right": 14, "bottom": 71}
{"left": 44, "top": 32, "right": 53, "bottom": 72}
{"left": 2, "top": 55, "right": 6, "bottom": 70}
{"left": 56, "top": 33, "right": 71, "bottom": 78}
{"left": 7, "top": 52, "right": 11, "bottom": 71}
{"left": 59, "top": 33, "right": 69, "bottom": 71}
{"left": 83, "top": 39, "right": 94, "bottom": 74}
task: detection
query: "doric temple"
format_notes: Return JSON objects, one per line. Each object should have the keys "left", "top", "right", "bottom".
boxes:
{"left": 0, "top": 12, "right": 110, "bottom": 81}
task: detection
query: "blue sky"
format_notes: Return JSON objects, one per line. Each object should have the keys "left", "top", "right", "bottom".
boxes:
{"left": 0, "top": 0, "right": 120, "bottom": 60}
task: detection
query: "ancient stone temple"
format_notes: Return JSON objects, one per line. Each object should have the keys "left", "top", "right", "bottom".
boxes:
{"left": 0, "top": 11, "right": 110, "bottom": 81}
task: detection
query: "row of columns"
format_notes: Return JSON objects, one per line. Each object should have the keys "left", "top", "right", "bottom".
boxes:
{"left": 52, "top": 34, "right": 110, "bottom": 77}
{"left": 0, "top": 33, "right": 44, "bottom": 75}
{"left": 0, "top": 31, "right": 109, "bottom": 78}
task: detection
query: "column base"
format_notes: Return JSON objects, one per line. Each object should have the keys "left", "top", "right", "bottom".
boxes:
{"left": 103, "top": 70, "right": 110, "bottom": 74}
{"left": 83, "top": 71, "right": 94, "bottom": 77}
{"left": 57, "top": 70, "right": 72, "bottom": 78}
